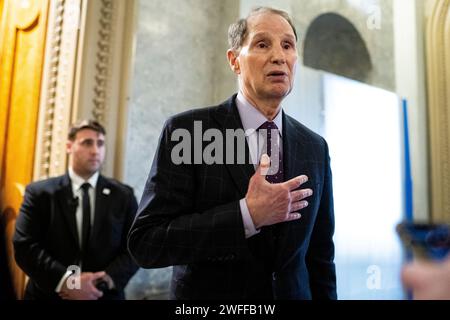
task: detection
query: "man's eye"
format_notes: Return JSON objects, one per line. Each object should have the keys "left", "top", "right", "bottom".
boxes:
{"left": 257, "top": 42, "right": 267, "bottom": 49}
{"left": 81, "top": 140, "right": 93, "bottom": 146}
{"left": 283, "top": 42, "right": 293, "bottom": 49}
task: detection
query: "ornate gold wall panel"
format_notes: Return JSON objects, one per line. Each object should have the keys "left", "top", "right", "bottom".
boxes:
{"left": 0, "top": 0, "right": 135, "bottom": 299}
{"left": 426, "top": 0, "right": 450, "bottom": 222}
{"left": 34, "top": 0, "right": 82, "bottom": 180}
{"left": 33, "top": 0, "right": 136, "bottom": 182}
{"left": 0, "top": 0, "right": 50, "bottom": 299}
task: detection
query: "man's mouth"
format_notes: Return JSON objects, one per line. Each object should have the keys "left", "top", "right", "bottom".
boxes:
{"left": 267, "top": 71, "right": 287, "bottom": 78}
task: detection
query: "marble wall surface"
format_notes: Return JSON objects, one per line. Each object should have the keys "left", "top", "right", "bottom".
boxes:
{"left": 294, "top": 0, "right": 395, "bottom": 91}
{"left": 124, "top": 0, "right": 239, "bottom": 299}
{"left": 241, "top": 0, "right": 395, "bottom": 91}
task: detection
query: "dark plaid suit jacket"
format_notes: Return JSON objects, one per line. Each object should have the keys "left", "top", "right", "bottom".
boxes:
{"left": 14, "top": 174, "right": 139, "bottom": 300}
{"left": 128, "top": 94, "right": 336, "bottom": 300}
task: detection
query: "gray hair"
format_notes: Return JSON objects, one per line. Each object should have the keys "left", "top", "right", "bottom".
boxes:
{"left": 228, "top": 6, "right": 298, "bottom": 53}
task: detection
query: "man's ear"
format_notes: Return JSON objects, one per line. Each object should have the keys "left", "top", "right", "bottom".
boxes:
{"left": 227, "top": 49, "right": 240, "bottom": 74}
{"left": 66, "top": 140, "right": 73, "bottom": 154}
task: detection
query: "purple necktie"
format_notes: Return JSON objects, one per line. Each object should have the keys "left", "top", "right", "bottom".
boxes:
{"left": 258, "top": 121, "right": 284, "bottom": 184}
{"left": 257, "top": 121, "right": 284, "bottom": 266}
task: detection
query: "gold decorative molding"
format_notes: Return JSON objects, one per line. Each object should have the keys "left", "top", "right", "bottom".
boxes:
{"left": 425, "top": 0, "right": 450, "bottom": 222}
{"left": 13, "top": 0, "right": 40, "bottom": 30}
{"left": 34, "top": 0, "right": 65, "bottom": 180}
{"left": 34, "top": 0, "right": 136, "bottom": 181}
{"left": 34, "top": 0, "right": 81, "bottom": 180}
{"left": 92, "top": 0, "right": 115, "bottom": 124}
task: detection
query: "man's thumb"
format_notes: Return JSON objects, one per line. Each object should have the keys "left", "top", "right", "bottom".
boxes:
{"left": 257, "top": 154, "right": 270, "bottom": 177}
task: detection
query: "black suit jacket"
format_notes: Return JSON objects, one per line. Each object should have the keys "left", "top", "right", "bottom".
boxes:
{"left": 128, "top": 95, "right": 336, "bottom": 300}
{"left": 13, "top": 174, "right": 139, "bottom": 300}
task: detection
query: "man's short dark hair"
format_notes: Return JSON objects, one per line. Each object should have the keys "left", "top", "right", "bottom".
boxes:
{"left": 68, "top": 120, "right": 106, "bottom": 141}
{"left": 228, "top": 6, "right": 298, "bottom": 53}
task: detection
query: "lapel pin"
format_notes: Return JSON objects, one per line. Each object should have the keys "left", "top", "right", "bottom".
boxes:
{"left": 102, "top": 188, "right": 111, "bottom": 195}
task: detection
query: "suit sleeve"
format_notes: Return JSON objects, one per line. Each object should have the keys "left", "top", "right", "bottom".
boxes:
{"left": 13, "top": 186, "right": 67, "bottom": 292}
{"left": 306, "top": 139, "right": 337, "bottom": 299}
{"left": 105, "top": 188, "right": 139, "bottom": 291}
{"left": 127, "top": 119, "right": 249, "bottom": 269}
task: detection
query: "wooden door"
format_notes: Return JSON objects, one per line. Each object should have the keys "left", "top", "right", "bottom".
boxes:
{"left": 0, "top": 0, "right": 49, "bottom": 299}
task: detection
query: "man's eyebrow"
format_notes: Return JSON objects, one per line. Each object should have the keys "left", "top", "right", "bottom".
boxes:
{"left": 251, "top": 32, "right": 296, "bottom": 41}
{"left": 283, "top": 33, "right": 296, "bottom": 41}
{"left": 251, "top": 32, "right": 271, "bottom": 41}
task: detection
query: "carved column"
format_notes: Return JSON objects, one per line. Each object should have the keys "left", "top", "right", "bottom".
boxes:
{"left": 34, "top": 0, "right": 82, "bottom": 180}
{"left": 73, "top": 0, "right": 137, "bottom": 179}
{"left": 34, "top": 0, "right": 137, "bottom": 181}
{"left": 425, "top": 0, "right": 450, "bottom": 222}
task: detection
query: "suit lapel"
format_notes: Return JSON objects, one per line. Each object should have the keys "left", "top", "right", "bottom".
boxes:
{"left": 275, "top": 113, "right": 308, "bottom": 269}
{"left": 56, "top": 174, "right": 79, "bottom": 248}
{"left": 282, "top": 113, "right": 305, "bottom": 181}
{"left": 212, "top": 95, "right": 255, "bottom": 196}
{"left": 91, "top": 175, "right": 110, "bottom": 243}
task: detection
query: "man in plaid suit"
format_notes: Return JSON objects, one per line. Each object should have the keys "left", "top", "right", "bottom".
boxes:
{"left": 128, "top": 7, "right": 336, "bottom": 300}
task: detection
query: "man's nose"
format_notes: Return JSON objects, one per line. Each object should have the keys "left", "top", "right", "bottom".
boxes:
{"left": 271, "top": 45, "right": 286, "bottom": 64}
{"left": 91, "top": 143, "right": 100, "bottom": 154}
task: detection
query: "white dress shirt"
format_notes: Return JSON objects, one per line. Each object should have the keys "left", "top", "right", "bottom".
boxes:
{"left": 69, "top": 168, "right": 99, "bottom": 248}
{"left": 55, "top": 168, "right": 99, "bottom": 292}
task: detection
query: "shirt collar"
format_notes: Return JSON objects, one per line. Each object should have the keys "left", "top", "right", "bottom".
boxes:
{"left": 236, "top": 91, "right": 283, "bottom": 136}
{"left": 68, "top": 167, "right": 99, "bottom": 191}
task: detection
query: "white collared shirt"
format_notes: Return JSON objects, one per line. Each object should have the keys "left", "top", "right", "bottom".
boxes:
{"left": 55, "top": 168, "right": 99, "bottom": 292}
{"left": 68, "top": 168, "right": 99, "bottom": 248}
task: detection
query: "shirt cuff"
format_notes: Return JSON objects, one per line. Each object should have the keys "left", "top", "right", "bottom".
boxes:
{"left": 55, "top": 270, "right": 73, "bottom": 293}
{"left": 239, "top": 198, "right": 260, "bottom": 239}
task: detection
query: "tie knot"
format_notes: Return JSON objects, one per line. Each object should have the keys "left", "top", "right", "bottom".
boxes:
{"left": 81, "top": 183, "right": 90, "bottom": 192}
{"left": 258, "top": 121, "right": 278, "bottom": 131}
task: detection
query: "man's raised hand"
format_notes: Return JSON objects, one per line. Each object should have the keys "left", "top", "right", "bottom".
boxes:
{"left": 245, "top": 154, "right": 313, "bottom": 229}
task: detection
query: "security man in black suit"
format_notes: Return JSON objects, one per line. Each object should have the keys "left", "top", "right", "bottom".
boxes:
{"left": 14, "top": 120, "right": 138, "bottom": 300}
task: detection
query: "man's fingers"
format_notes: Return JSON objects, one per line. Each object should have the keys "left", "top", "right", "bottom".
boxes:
{"left": 401, "top": 262, "right": 430, "bottom": 289}
{"left": 285, "top": 213, "right": 302, "bottom": 221}
{"left": 283, "top": 175, "right": 308, "bottom": 191}
{"left": 92, "top": 289, "right": 103, "bottom": 298}
{"left": 290, "top": 201, "right": 309, "bottom": 212}
{"left": 91, "top": 271, "right": 106, "bottom": 281}
{"left": 291, "top": 189, "right": 313, "bottom": 202}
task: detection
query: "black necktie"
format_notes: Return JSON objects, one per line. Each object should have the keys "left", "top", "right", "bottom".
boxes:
{"left": 81, "top": 183, "right": 91, "bottom": 254}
